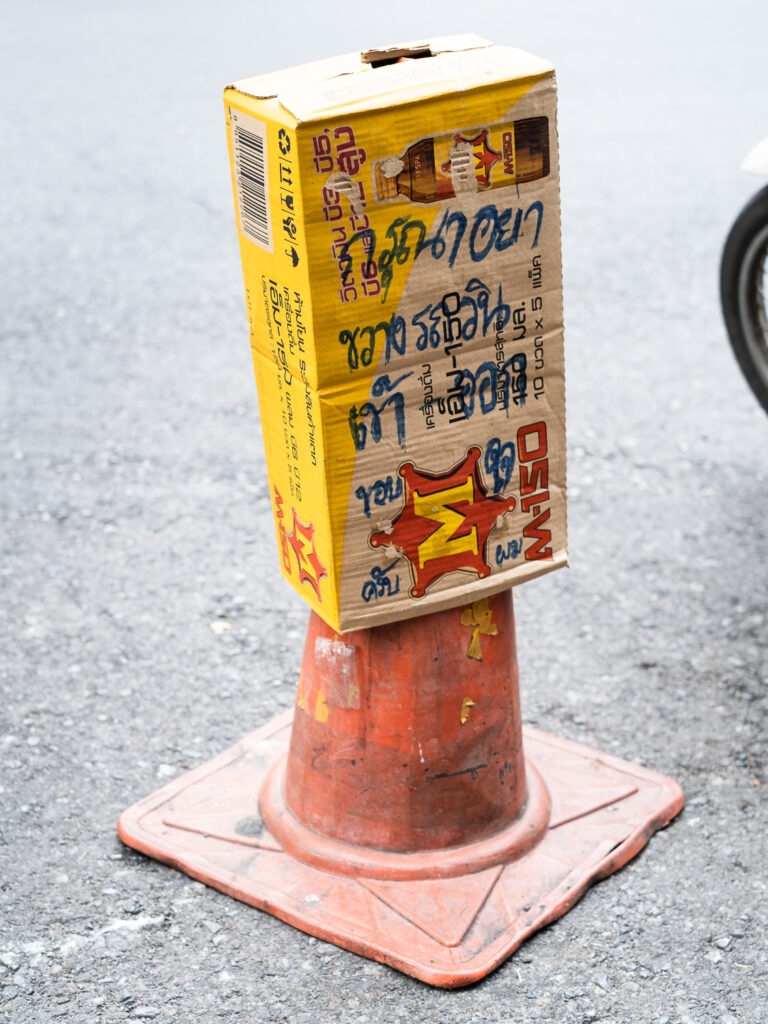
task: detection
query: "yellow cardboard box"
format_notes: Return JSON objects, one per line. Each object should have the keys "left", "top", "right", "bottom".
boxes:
{"left": 224, "top": 35, "right": 567, "bottom": 632}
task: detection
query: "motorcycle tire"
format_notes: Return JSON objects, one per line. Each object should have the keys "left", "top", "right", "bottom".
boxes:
{"left": 720, "top": 183, "right": 768, "bottom": 414}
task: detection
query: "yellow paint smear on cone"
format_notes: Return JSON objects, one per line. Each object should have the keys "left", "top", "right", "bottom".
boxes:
{"left": 461, "top": 598, "right": 498, "bottom": 660}
{"left": 314, "top": 691, "right": 329, "bottom": 723}
{"left": 460, "top": 697, "right": 476, "bottom": 725}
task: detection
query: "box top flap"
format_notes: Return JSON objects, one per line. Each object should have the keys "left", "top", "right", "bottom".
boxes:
{"left": 225, "top": 35, "right": 554, "bottom": 122}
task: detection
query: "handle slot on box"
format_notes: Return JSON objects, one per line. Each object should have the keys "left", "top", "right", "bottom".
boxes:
{"left": 361, "top": 43, "right": 434, "bottom": 68}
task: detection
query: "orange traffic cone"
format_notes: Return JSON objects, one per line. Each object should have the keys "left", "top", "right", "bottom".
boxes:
{"left": 118, "top": 590, "right": 683, "bottom": 987}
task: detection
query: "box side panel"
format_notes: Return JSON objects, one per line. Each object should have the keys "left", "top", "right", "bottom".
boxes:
{"left": 249, "top": 347, "right": 337, "bottom": 624}
{"left": 297, "top": 74, "right": 555, "bottom": 628}
{"left": 319, "top": 74, "right": 566, "bottom": 631}
{"left": 225, "top": 65, "right": 566, "bottom": 633}
{"left": 224, "top": 91, "right": 339, "bottom": 627}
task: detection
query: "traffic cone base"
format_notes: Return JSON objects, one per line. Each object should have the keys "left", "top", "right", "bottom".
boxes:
{"left": 118, "top": 708, "right": 683, "bottom": 988}
{"left": 259, "top": 750, "right": 552, "bottom": 881}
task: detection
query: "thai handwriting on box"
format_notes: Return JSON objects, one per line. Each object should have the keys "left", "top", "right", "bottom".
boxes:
{"left": 225, "top": 39, "right": 567, "bottom": 631}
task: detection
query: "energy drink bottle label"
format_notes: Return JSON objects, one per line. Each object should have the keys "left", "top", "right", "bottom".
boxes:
{"left": 374, "top": 116, "right": 549, "bottom": 205}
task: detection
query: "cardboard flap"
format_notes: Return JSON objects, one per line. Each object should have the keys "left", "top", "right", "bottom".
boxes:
{"left": 359, "top": 34, "right": 490, "bottom": 64}
{"left": 227, "top": 36, "right": 553, "bottom": 122}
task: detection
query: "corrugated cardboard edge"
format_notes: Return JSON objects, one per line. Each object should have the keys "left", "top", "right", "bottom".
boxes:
{"left": 226, "top": 36, "right": 554, "bottom": 123}
{"left": 338, "top": 554, "right": 569, "bottom": 633}
{"left": 550, "top": 72, "right": 570, "bottom": 589}
{"left": 226, "top": 34, "right": 491, "bottom": 100}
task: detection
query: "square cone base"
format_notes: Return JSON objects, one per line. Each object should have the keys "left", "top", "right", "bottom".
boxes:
{"left": 118, "top": 710, "right": 683, "bottom": 988}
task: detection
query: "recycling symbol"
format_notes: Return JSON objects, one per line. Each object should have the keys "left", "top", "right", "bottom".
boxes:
{"left": 278, "top": 129, "right": 291, "bottom": 156}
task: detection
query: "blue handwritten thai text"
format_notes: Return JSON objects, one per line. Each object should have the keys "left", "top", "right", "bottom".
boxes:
{"left": 361, "top": 560, "right": 401, "bottom": 603}
{"left": 355, "top": 474, "right": 404, "bottom": 518}
{"left": 495, "top": 539, "right": 523, "bottom": 567}
{"left": 484, "top": 437, "right": 516, "bottom": 493}
{"left": 348, "top": 372, "right": 411, "bottom": 451}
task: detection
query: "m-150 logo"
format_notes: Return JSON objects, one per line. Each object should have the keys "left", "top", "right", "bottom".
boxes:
{"left": 273, "top": 485, "right": 327, "bottom": 600}
{"left": 370, "top": 446, "right": 515, "bottom": 597}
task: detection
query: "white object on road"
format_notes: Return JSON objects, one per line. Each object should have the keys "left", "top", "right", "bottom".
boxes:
{"left": 741, "top": 135, "right": 768, "bottom": 175}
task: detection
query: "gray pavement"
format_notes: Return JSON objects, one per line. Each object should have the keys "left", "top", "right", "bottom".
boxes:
{"left": 1, "top": 1, "right": 767, "bottom": 1021}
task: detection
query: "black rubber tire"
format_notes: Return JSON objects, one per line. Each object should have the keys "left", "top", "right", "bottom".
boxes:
{"left": 720, "top": 184, "right": 768, "bottom": 414}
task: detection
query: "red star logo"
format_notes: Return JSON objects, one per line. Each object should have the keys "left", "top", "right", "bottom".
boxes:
{"left": 370, "top": 447, "right": 515, "bottom": 598}
{"left": 441, "top": 129, "right": 501, "bottom": 189}
{"left": 463, "top": 129, "right": 501, "bottom": 188}
{"left": 272, "top": 485, "right": 292, "bottom": 574}
{"left": 287, "top": 511, "right": 327, "bottom": 600}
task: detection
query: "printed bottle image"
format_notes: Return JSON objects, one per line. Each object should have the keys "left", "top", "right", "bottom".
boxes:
{"left": 374, "top": 116, "right": 549, "bottom": 205}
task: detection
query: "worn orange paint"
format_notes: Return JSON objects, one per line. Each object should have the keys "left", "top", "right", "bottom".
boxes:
{"left": 118, "top": 588, "right": 685, "bottom": 986}
{"left": 284, "top": 590, "right": 525, "bottom": 853}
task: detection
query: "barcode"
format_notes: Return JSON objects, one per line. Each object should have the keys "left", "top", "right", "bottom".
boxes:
{"left": 231, "top": 111, "right": 272, "bottom": 251}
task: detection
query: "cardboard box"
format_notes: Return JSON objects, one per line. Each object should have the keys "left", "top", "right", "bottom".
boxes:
{"left": 224, "top": 35, "right": 567, "bottom": 632}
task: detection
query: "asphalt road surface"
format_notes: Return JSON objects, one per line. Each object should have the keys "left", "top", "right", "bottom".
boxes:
{"left": 2, "top": 1, "right": 767, "bottom": 1021}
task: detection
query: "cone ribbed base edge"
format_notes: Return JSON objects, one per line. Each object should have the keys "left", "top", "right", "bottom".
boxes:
{"left": 260, "top": 751, "right": 551, "bottom": 881}
{"left": 117, "top": 709, "right": 683, "bottom": 988}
